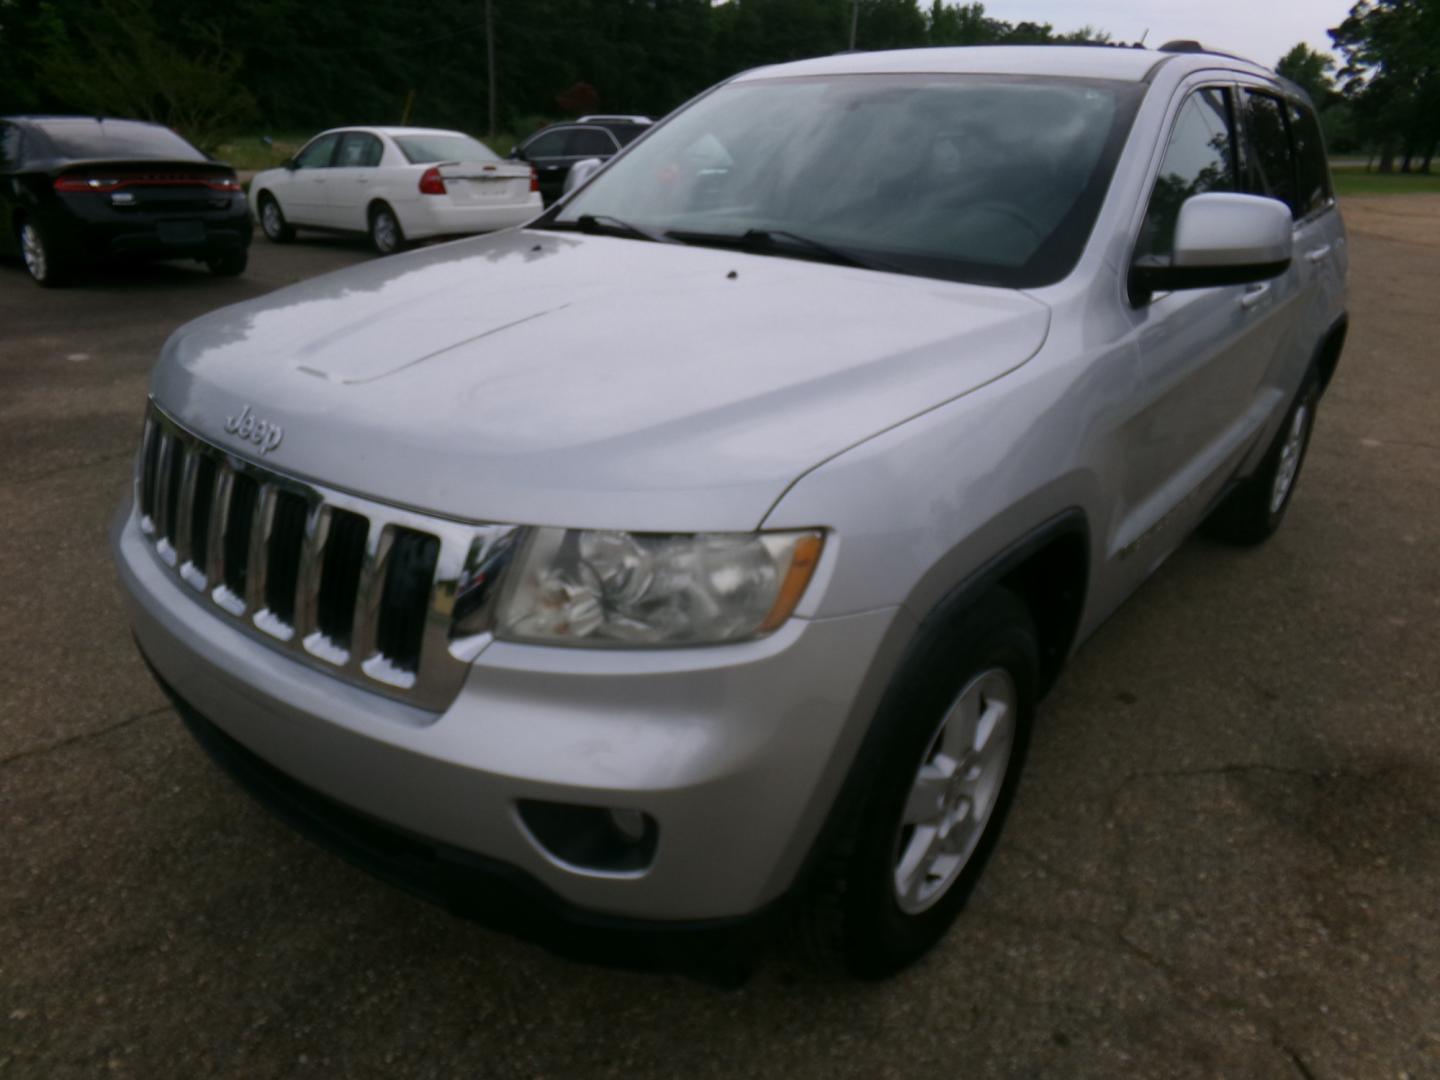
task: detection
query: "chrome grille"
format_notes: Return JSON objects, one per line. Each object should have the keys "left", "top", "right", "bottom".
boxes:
{"left": 135, "top": 403, "right": 520, "bottom": 711}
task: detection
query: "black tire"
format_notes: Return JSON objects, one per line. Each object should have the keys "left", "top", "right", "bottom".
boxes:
{"left": 205, "top": 249, "right": 248, "bottom": 277}
{"left": 1201, "top": 370, "right": 1320, "bottom": 546}
{"left": 368, "top": 203, "right": 405, "bottom": 255}
{"left": 257, "top": 193, "right": 294, "bottom": 243}
{"left": 18, "top": 217, "right": 70, "bottom": 287}
{"left": 800, "top": 587, "right": 1038, "bottom": 978}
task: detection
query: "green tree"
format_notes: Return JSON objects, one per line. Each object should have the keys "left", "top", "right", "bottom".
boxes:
{"left": 1330, "top": 0, "right": 1440, "bottom": 172}
{"left": 1277, "top": 42, "right": 1339, "bottom": 106}
{"left": 36, "top": 0, "right": 256, "bottom": 152}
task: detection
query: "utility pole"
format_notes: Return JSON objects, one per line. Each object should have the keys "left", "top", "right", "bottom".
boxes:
{"left": 849, "top": 0, "right": 859, "bottom": 50}
{"left": 485, "top": 0, "right": 497, "bottom": 138}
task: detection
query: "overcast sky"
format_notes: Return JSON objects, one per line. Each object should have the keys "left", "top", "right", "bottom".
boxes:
{"left": 978, "top": 0, "right": 1356, "bottom": 69}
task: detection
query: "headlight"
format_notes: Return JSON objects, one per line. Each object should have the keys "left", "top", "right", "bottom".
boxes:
{"left": 494, "top": 528, "right": 824, "bottom": 647}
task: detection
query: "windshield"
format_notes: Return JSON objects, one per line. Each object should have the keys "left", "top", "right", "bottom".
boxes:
{"left": 393, "top": 133, "right": 500, "bottom": 165}
{"left": 551, "top": 74, "right": 1143, "bottom": 288}
{"left": 35, "top": 120, "right": 205, "bottom": 162}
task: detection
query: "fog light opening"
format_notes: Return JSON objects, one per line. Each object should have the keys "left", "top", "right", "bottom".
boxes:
{"left": 608, "top": 807, "right": 648, "bottom": 843}
{"left": 516, "top": 799, "right": 659, "bottom": 875}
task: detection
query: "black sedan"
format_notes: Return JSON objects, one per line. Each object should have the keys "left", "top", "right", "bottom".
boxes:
{"left": 510, "top": 116, "right": 652, "bottom": 206}
{"left": 0, "top": 116, "right": 252, "bottom": 286}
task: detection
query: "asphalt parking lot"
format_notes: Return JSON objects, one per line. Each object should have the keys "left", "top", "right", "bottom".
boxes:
{"left": 3, "top": 202, "right": 1438, "bottom": 1079}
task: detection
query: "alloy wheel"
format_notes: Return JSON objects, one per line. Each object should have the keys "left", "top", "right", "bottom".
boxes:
{"left": 892, "top": 667, "right": 1017, "bottom": 914}
{"left": 20, "top": 223, "right": 47, "bottom": 282}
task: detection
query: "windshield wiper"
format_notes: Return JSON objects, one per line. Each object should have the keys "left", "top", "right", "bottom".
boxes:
{"left": 542, "top": 213, "right": 673, "bottom": 244}
{"left": 665, "top": 227, "right": 898, "bottom": 273}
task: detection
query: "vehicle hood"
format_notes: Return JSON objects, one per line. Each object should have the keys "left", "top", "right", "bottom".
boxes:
{"left": 151, "top": 230, "right": 1050, "bottom": 531}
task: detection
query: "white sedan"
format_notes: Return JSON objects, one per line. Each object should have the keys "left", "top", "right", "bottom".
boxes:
{"left": 250, "top": 127, "right": 542, "bottom": 254}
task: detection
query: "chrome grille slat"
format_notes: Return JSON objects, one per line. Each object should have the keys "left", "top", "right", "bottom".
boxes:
{"left": 293, "top": 503, "right": 332, "bottom": 642}
{"left": 206, "top": 465, "right": 235, "bottom": 605}
{"left": 152, "top": 434, "right": 177, "bottom": 561}
{"left": 132, "top": 402, "right": 520, "bottom": 712}
{"left": 173, "top": 447, "right": 201, "bottom": 568}
{"left": 246, "top": 484, "right": 277, "bottom": 616}
{"left": 349, "top": 523, "right": 395, "bottom": 673}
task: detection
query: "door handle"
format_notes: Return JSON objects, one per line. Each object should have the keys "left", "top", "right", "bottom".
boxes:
{"left": 356, "top": 177, "right": 369, "bottom": 184}
{"left": 1240, "top": 283, "right": 1270, "bottom": 310}
{"left": 1306, "top": 245, "right": 1332, "bottom": 264}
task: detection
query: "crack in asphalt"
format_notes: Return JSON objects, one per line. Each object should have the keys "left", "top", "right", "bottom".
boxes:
{"left": 1003, "top": 761, "right": 1354, "bottom": 1077}
{"left": 0, "top": 706, "right": 172, "bottom": 768}
{"left": 1285, "top": 1045, "right": 1319, "bottom": 1080}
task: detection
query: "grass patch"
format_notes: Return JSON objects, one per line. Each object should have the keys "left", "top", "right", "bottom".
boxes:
{"left": 1332, "top": 166, "right": 1440, "bottom": 197}
{"left": 215, "top": 134, "right": 310, "bottom": 171}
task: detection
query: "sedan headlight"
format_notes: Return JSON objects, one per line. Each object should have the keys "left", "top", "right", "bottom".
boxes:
{"left": 495, "top": 528, "right": 824, "bottom": 647}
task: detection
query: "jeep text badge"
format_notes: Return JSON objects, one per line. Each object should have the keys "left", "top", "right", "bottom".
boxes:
{"left": 224, "top": 404, "right": 283, "bottom": 454}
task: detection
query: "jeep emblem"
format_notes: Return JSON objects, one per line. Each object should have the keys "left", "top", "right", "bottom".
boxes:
{"left": 224, "top": 404, "right": 284, "bottom": 454}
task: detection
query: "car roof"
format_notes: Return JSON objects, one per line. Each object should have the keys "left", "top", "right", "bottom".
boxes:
{"left": 316, "top": 126, "right": 474, "bottom": 139}
{"left": 734, "top": 44, "right": 1272, "bottom": 84}
{"left": 2, "top": 115, "right": 172, "bottom": 130}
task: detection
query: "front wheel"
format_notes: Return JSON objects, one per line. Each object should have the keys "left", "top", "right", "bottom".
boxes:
{"left": 1202, "top": 371, "right": 1320, "bottom": 545}
{"left": 19, "top": 218, "right": 69, "bottom": 287}
{"left": 258, "top": 194, "right": 294, "bottom": 243}
{"left": 369, "top": 203, "right": 405, "bottom": 255}
{"left": 800, "top": 587, "right": 1037, "bottom": 978}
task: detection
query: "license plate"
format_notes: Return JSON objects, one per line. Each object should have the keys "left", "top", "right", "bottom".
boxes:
{"left": 157, "top": 220, "right": 205, "bottom": 245}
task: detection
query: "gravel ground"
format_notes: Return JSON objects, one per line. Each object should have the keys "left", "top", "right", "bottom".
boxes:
{"left": 1, "top": 202, "right": 1437, "bottom": 1079}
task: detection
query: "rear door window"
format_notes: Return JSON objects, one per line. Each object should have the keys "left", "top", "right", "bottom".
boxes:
{"left": 569, "top": 128, "right": 618, "bottom": 157}
{"left": 1137, "top": 87, "right": 1237, "bottom": 261}
{"left": 1287, "top": 100, "right": 1331, "bottom": 217}
{"left": 524, "top": 129, "right": 573, "bottom": 159}
{"left": 336, "top": 132, "right": 383, "bottom": 167}
{"left": 1241, "top": 91, "right": 1299, "bottom": 217}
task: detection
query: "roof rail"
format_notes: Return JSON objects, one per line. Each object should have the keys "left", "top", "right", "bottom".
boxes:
{"left": 1157, "top": 39, "right": 1258, "bottom": 65}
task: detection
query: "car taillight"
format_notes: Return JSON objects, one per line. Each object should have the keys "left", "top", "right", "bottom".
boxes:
{"left": 54, "top": 176, "right": 121, "bottom": 192}
{"left": 419, "top": 167, "right": 446, "bottom": 195}
{"left": 54, "top": 173, "right": 241, "bottom": 192}
{"left": 530, "top": 168, "right": 539, "bottom": 193}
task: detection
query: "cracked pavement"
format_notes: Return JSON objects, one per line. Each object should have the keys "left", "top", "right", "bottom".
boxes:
{"left": 2, "top": 201, "right": 1438, "bottom": 1078}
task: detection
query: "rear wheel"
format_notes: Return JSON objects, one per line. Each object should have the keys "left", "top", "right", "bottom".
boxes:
{"left": 369, "top": 203, "right": 405, "bottom": 255}
{"left": 800, "top": 587, "right": 1037, "bottom": 978}
{"left": 258, "top": 194, "right": 294, "bottom": 243}
{"left": 1202, "top": 370, "right": 1320, "bottom": 545}
{"left": 205, "top": 249, "right": 248, "bottom": 277}
{"left": 19, "top": 218, "right": 69, "bottom": 287}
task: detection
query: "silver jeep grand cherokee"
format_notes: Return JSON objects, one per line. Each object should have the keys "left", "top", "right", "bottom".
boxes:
{"left": 113, "top": 45, "right": 1347, "bottom": 977}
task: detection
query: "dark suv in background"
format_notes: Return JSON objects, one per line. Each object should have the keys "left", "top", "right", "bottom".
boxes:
{"left": 0, "top": 116, "right": 251, "bottom": 286}
{"left": 509, "top": 115, "right": 652, "bottom": 204}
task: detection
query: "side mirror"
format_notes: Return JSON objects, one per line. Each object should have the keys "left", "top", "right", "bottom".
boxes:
{"left": 508, "top": 147, "right": 524, "bottom": 161}
{"left": 562, "top": 157, "right": 604, "bottom": 196}
{"left": 283, "top": 158, "right": 299, "bottom": 171}
{"left": 1130, "top": 192, "right": 1293, "bottom": 299}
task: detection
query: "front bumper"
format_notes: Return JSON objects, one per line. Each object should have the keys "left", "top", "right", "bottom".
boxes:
{"left": 113, "top": 498, "right": 902, "bottom": 923}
